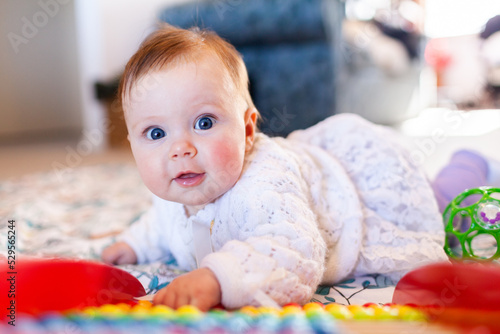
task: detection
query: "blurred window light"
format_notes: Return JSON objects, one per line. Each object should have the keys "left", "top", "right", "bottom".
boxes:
{"left": 346, "top": 0, "right": 391, "bottom": 21}
{"left": 425, "top": 0, "right": 500, "bottom": 38}
{"left": 398, "top": 1, "right": 423, "bottom": 25}
{"left": 345, "top": 0, "right": 423, "bottom": 32}
{"left": 399, "top": 108, "right": 500, "bottom": 137}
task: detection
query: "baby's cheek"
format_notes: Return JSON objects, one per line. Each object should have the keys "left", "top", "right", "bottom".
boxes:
{"left": 137, "top": 163, "right": 156, "bottom": 191}
{"left": 135, "top": 153, "right": 163, "bottom": 193}
{"left": 210, "top": 140, "right": 244, "bottom": 178}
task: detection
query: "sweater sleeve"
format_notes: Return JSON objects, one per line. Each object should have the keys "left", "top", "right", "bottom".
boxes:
{"left": 120, "top": 195, "right": 175, "bottom": 264}
{"left": 201, "top": 136, "right": 327, "bottom": 309}
{"left": 289, "top": 113, "right": 449, "bottom": 282}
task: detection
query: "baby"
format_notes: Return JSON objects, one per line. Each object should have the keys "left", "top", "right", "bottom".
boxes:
{"left": 102, "top": 24, "right": 449, "bottom": 311}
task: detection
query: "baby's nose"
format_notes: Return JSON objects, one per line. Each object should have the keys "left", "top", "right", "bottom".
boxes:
{"left": 169, "top": 140, "right": 197, "bottom": 160}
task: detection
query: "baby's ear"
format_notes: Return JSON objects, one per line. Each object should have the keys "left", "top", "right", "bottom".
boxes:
{"left": 244, "top": 107, "right": 258, "bottom": 152}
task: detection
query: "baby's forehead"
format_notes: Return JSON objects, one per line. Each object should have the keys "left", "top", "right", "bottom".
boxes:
{"left": 123, "top": 63, "right": 246, "bottom": 118}
{"left": 125, "top": 56, "right": 239, "bottom": 103}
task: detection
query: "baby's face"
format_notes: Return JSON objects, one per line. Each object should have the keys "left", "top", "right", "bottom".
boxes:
{"left": 124, "top": 55, "right": 255, "bottom": 211}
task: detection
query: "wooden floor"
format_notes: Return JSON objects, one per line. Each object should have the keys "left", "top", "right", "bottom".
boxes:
{"left": 0, "top": 140, "right": 134, "bottom": 180}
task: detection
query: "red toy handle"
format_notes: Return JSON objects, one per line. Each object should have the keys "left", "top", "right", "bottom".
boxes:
{"left": 1, "top": 257, "right": 146, "bottom": 318}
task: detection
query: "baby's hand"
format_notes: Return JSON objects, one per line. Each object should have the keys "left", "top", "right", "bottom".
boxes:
{"left": 153, "top": 268, "right": 221, "bottom": 311}
{"left": 101, "top": 241, "right": 138, "bottom": 265}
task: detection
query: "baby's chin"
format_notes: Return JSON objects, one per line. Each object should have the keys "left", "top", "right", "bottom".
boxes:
{"left": 156, "top": 193, "right": 217, "bottom": 214}
{"left": 176, "top": 195, "right": 218, "bottom": 216}
{"left": 152, "top": 181, "right": 232, "bottom": 210}
{"left": 182, "top": 195, "right": 218, "bottom": 207}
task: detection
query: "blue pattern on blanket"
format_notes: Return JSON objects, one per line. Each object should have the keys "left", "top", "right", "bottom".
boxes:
{"left": 0, "top": 164, "right": 394, "bottom": 306}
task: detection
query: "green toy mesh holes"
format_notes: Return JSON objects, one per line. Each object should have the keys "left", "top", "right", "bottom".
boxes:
{"left": 445, "top": 232, "right": 462, "bottom": 258}
{"left": 491, "top": 192, "right": 500, "bottom": 201}
{"left": 456, "top": 190, "right": 483, "bottom": 208}
{"left": 452, "top": 212, "right": 471, "bottom": 232}
{"left": 470, "top": 233, "right": 497, "bottom": 259}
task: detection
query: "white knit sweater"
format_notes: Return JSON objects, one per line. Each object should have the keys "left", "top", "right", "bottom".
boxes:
{"left": 122, "top": 114, "right": 448, "bottom": 308}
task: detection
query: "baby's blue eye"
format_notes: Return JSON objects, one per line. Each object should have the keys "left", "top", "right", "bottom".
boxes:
{"left": 146, "top": 128, "right": 165, "bottom": 140}
{"left": 195, "top": 116, "right": 214, "bottom": 130}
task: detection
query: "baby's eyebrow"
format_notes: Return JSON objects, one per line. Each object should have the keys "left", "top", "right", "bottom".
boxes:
{"left": 190, "top": 99, "right": 224, "bottom": 109}
{"left": 129, "top": 116, "right": 163, "bottom": 131}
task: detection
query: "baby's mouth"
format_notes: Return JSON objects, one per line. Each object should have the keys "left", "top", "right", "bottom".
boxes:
{"left": 174, "top": 172, "right": 206, "bottom": 187}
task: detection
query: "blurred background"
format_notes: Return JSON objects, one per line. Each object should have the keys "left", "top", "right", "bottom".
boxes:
{"left": 1, "top": 0, "right": 500, "bottom": 179}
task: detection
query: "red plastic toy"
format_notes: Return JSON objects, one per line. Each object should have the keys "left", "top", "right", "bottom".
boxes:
{"left": 393, "top": 261, "right": 500, "bottom": 331}
{"left": 393, "top": 261, "right": 500, "bottom": 310}
{"left": 1, "top": 257, "right": 146, "bottom": 319}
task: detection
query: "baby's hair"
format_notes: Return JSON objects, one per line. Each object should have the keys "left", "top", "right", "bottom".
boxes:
{"left": 119, "top": 24, "right": 255, "bottom": 112}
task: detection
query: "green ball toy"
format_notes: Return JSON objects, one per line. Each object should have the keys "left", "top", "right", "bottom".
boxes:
{"left": 444, "top": 187, "right": 500, "bottom": 260}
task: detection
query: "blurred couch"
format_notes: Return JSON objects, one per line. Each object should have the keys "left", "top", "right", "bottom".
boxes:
{"left": 159, "top": 0, "right": 344, "bottom": 136}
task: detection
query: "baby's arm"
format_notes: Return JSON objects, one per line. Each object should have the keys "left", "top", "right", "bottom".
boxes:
{"left": 101, "top": 197, "right": 176, "bottom": 265}
{"left": 153, "top": 268, "right": 221, "bottom": 311}
{"left": 203, "top": 185, "right": 326, "bottom": 308}
{"left": 101, "top": 241, "right": 137, "bottom": 265}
